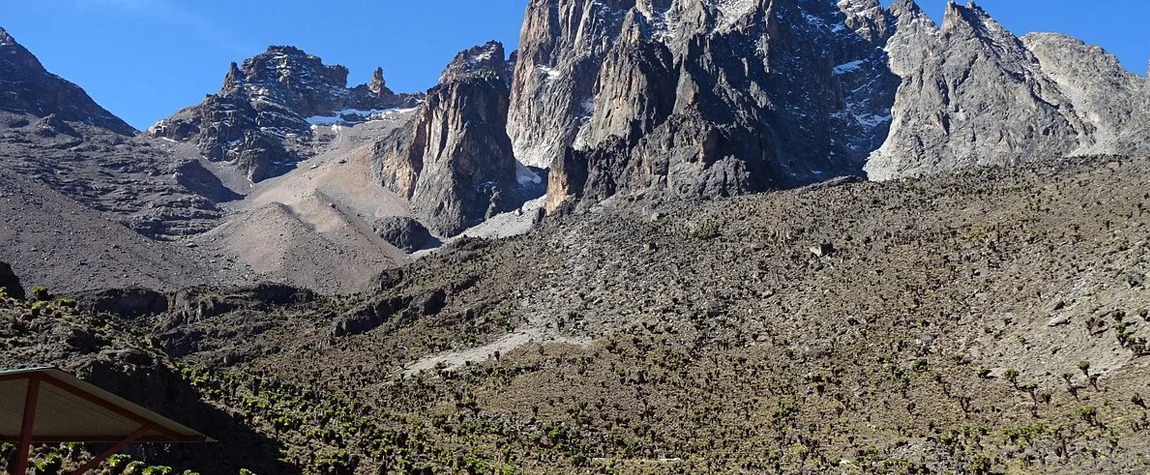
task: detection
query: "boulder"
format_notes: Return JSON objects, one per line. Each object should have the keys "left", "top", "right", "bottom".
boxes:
{"left": 372, "top": 216, "right": 434, "bottom": 253}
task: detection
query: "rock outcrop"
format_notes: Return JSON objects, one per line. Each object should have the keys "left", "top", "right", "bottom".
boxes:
{"left": 374, "top": 42, "right": 525, "bottom": 236}
{"left": 76, "top": 287, "right": 170, "bottom": 319}
{"left": 0, "top": 261, "right": 25, "bottom": 300}
{"left": 372, "top": 216, "right": 435, "bottom": 253}
{"left": 150, "top": 46, "right": 422, "bottom": 181}
{"left": 0, "top": 27, "right": 136, "bottom": 135}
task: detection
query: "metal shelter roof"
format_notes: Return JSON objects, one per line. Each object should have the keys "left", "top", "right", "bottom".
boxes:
{"left": 0, "top": 366, "right": 213, "bottom": 443}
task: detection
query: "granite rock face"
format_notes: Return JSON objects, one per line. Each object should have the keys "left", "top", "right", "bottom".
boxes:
{"left": 374, "top": 42, "right": 525, "bottom": 236}
{"left": 531, "top": 0, "right": 900, "bottom": 212}
{"left": 150, "top": 46, "right": 422, "bottom": 181}
{"left": 866, "top": 1, "right": 1088, "bottom": 180}
{"left": 522, "top": 0, "right": 1150, "bottom": 205}
{"left": 1023, "top": 32, "right": 1150, "bottom": 157}
{"left": 0, "top": 28, "right": 136, "bottom": 135}
{"left": 866, "top": 1, "right": 1150, "bottom": 180}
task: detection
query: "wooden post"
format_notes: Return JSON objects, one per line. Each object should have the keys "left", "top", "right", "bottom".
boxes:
{"left": 69, "top": 425, "right": 152, "bottom": 475}
{"left": 14, "top": 374, "right": 41, "bottom": 475}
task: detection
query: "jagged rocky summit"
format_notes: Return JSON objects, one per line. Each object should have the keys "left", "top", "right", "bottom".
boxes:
{"left": 866, "top": 0, "right": 1150, "bottom": 180}
{"left": 509, "top": 0, "right": 901, "bottom": 212}
{"left": 503, "top": 0, "right": 1150, "bottom": 211}
{"left": 149, "top": 46, "right": 423, "bottom": 181}
{"left": 133, "top": 0, "right": 1150, "bottom": 240}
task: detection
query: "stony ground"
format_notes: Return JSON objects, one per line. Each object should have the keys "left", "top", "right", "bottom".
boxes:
{"left": 4, "top": 154, "right": 1150, "bottom": 474}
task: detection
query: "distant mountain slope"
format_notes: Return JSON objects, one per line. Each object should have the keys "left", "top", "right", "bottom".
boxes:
{"left": 0, "top": 27, "right": 136, "bottom": 135}
{"left": 0, "top": 168, "right": 249, "bottom": 293}
{"left": 0, "top": 29, "right": 237, "bottom": 240}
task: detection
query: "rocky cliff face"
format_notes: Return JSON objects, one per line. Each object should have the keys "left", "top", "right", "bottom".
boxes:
{"left": 866, "top": 1, "right": 1150, "bottom": 180}
{"left": 150, "top": 46, "right": 422, "bottom": 181}
{"left": 0, "top": 27, "right": 136, "bottom": 135}
{"left": 865, "top": 1, "right": 1089, "bottom": 180}
{"left": 374, "top": 42, "right": 529, "bottom": 236}
{"left": 1023, "top": 32, "right": 1150, "bottom": 157}
{"left": 530, "top": 0, "right": 900, "bottom": 212}
{"left": 521, "top": 0, "right": 1149, "bottom": 204}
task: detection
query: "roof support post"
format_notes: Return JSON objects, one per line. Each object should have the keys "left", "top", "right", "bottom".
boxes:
{"left": 69, "top": 424, "right": 153, "bottom": 475}
{"left": 14, "top": 373, "right": 41, "bottom": 475}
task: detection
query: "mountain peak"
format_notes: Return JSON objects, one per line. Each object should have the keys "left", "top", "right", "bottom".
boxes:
{"left": 888, "top": 0, "right": 925, "bottom": 18}
{"left": 265, "top": 45, "right": 307, "bottom": 56}
{"left": 151, "top": 43, "right": 422, "bottom": 182}
{"left": 439, "top": 41, "right": 508, "bottom": 83}
{"left": 942, "top": 0, "right": 990, "bottom": 31}
{"left": 0, "top": 27, "right": 15, "bottom": 46}
{"left": 0, "top": 25, "right": 135, "bottom": 135}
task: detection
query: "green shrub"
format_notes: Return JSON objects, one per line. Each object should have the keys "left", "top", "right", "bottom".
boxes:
{"left": 30, "top": 286, "right": 52, "bottom": 301}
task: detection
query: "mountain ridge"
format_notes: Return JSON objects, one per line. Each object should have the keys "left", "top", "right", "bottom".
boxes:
{"left": 1, "top": 0, "right": 1149, "bottom": 294}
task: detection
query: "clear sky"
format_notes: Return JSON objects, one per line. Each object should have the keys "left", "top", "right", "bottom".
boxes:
{"left": 1, "top": 0, "right": 1146, "bottom": 130}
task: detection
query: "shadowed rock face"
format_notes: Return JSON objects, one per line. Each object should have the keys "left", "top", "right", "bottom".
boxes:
{"left": 532, "top": 0, "right": 900, "bottom": 212}
{"left": 0, "top": 261, "right": 25, "bottom": 300}
{"left": 0, "top": 28, "right": 136, "bottom": 135}
{"left": 150, "top": 46, "right": 423, "bottom": 181}
{"left": 374, "top": 42, "right": 521, "bottom": 236}
{"left": 372, "top": 216, "right": 435, "bottom": 253}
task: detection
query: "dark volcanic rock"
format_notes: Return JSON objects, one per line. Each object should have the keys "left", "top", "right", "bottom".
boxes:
{"left": 0, "top": 261, "right": 25, "bottom": 300}
{"left": 150, "top": 46, "right": 423, "bottom": 181}
{"left": 333, "top": 295, "right": 413, "bottom": 337}
{"left": 76, "top": 287, "right": 170, "bottom": 319}
{"left": 372, "top": 216, "right": 435, "bottom": 253}
{"left": 166, "top": 283, "right": 316, "bottom": 330}
{"left": 374, "top": 42, "right": 522, "bottom": 236}
{"left": 0, "top": 28, "right": 136, "bottom": 135}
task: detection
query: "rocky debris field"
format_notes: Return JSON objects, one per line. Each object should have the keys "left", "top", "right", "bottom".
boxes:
{"left": 4, "top": 154, "right": 1149, "bottom": 474}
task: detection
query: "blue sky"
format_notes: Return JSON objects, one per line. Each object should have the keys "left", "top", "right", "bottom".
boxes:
{"left": 1, "top": 0, "right": 1146, "bottom": 130}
